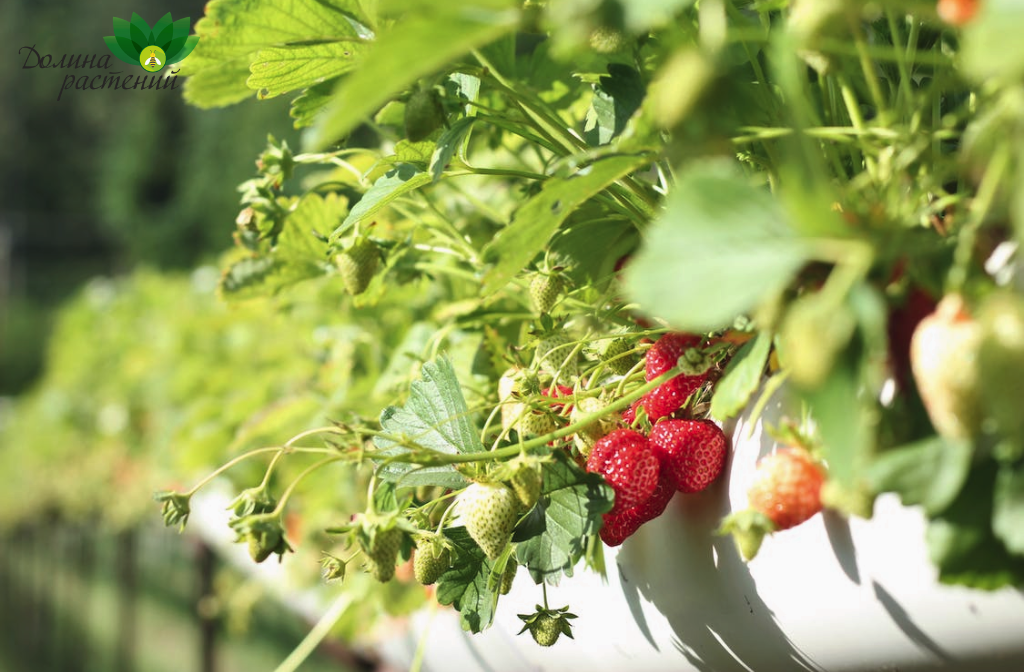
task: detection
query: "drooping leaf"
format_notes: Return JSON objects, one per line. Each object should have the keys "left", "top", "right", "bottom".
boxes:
{"left": 436, "top": 526, "right": 497, "bottom": 633}
{"left": 248, "top": 41, "right": 368, "bottom": 99}
{"left": 927, "top": 462, "right": 1024, "bottom": 589}
{"left": 332, "top": 163, "right": 432, "bottom": 242}
{"left": 585, "top": 63, "right": 645, "bottom": 146}
{"left": 867, "top": 437, "right": 972, "bottom": 516}
{"left": 481, "top": 153, "right": 652, "bottom": 296}
{"left": 290, "top": 80, "right": 339, "bottom": 128}
{"left": 308, "top": 0, "right": 519, "bottom": 149}
{"left": 993, "top": 462, "right": 1024, "bottom": 555}
{"left": 624, "top": 160, "right": 811, "bottom": 331}
{"left": 710, "top": 331, "right": 772, "bottom": 420}
{"left": 515, "top": 452, "right": 614, "bottom": 585}
{"left": 430, "top": 117, "right": 476, "bottom": 182}
{"left": 374, "top": 355, "right": 482, "bottom": 489}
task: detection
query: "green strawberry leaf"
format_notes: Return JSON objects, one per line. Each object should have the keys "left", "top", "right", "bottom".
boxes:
{"left": 219, "top": 193, "right": 340, "bottom": 300}
{"left": 624, "top": 159, "right": 811, "bottom": 331}
{"left": 515, "top": 451, "right": 614, "bottom": 586}
{"left": 331, "top": 164, "right": 432, "bottom": 242}
{"left": 710, "top": 330, "right": 771, "bottom": 420}
{"left": 481, "top": 153, "right": 652, "bottom": 296}
{"left": 248, "top": 41, "right": 368, "bottom": 100}
{"left": 993, "top": 462, "right": 1024, "bottom": 555}
{"left": 307, "top": 0, "right": 518, "bottom": 149}
{"left": 430, "top": 117, "right": 476, "bottom": 183}
{"left": 180, "top": 0, "right": 372, "bottom": 108}
{"left": 868, "top": 437, "right": 972, "bottom": 516}
{"left": 290, "top": 80, "right": 339, "bottom": 129}
{"left": 584, "top": 63, "right": 645, "bottom": 146}
{"left": 436, "top": 526, "right": 497, "bottom": 633}
{"left": 374, "top": 355, "right": 483, "bottom": 489}
{"left": 927, "top": 461, "right": 1024, "bottom": 589}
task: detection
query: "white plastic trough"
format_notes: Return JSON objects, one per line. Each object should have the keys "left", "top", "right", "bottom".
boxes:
{"left": 377, "top": 390, "right": 1024, "bottom": 672}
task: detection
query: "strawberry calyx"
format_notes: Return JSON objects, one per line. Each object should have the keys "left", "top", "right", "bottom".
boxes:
{"left": 717, "top": 509, "right": 776, "bottom": 561}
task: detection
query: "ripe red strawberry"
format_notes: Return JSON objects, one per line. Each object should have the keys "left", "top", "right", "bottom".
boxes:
{"left": 937, "top": 0, "right": 979, "bottom": 26}
{"left": 910, "top": 294, "right": 983, "bottom": 441}
{"left": 649, "top": 419, "right": 727, "bottom": 494}
{"left": 719, "top": 446, "right": 826, "bottom": 560}
{"left": 542, "top": 384, "right": 574, "bottom": 414}
{"left": 621, "top": 399, "right": 641, "bottom": 426}
{"left": 642, "top": 333, "right": 708, "bottom": 420}
{"left": 586, "top": 429, "right": 659, "bottom": 514}
{"left": 747, "top": 447, "right": 825, "bottom": 531}
{"left": 599, "top": 471, "right": 675, "bottom": 546}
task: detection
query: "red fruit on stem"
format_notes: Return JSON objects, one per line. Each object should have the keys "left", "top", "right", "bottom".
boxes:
{"left": 649, "top": 419, "right": 727, "bottom": 493}
{"left": 542, "top": 384, "right": 574, "bottom": 414}
{"left": 642, "top": 333, "right": 708, "bottom": 420}
{"left": 937, "top": 0, "right": 980, "bottom": 27}
{"left": 599, "top": 471, "right": 675, "bottom": 546}
{"left": 586, "top": 429, "right": 660, "bottom": 514}
{"left": 746, "top": 448, "right": 825, "bottom": 531}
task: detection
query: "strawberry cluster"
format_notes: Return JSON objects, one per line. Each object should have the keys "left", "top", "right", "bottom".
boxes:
{"left": 585, "top": 333, "right": 727, "bottom": 546}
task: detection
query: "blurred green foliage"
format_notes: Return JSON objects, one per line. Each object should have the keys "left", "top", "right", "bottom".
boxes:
{"left": 1, "top": 0, "right": 297, "bottom": 394}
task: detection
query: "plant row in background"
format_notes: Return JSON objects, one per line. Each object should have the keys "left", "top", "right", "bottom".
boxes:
{"left": 6, "top": 0, "right": 1024, "bottom": 657}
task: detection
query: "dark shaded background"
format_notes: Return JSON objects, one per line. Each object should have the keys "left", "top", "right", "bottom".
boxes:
{"left": 1, "top": 0, "right": 298, "bottom": 393}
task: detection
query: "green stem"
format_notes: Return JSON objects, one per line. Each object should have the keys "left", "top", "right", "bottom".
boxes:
{"left": 947, "top": 145, "right": 1011, "bottom": 293}
{"left": 835, "top": 73, "right": 876, "bottom": 179}
{"left": 885, "top": 8, "right": 913, "bottom": 116}
{"left": 272, "top": 591, "right": 354, "bottom": 672}
{"left": 185, "top": 446, "right": 335, "bottom": 497}
{"left": 377, "top": 365, "right": 687, "bottom": 468}
{"left": 273, "top": 456, "right": 346, "bottom": 514}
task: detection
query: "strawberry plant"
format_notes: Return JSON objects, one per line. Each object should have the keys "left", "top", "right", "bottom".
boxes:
{"left": 7, "top": 0, "right": 1024, "bottom": 665}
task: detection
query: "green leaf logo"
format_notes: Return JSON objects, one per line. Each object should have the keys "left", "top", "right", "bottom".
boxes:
{"left": 103, "top": 12, "right": 199, "bottom": 72}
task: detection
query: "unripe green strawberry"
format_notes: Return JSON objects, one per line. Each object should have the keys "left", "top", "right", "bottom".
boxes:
{"left": 589, "top": 26, "right": 627, "bottom": 54}
{"left": 460, "top": 482, "right": 518, "bottom": 560}
{"left": 247, "top": 529, "right": 280, "bottom": 564}
{"left": 335, "top": 237, "right": 380, "bottom": 296}
{"left": 500, "top": 561, "right": 517, "bottom": 595}
{"left": 517, "top": 409, "right": 558, "bottom": 438}
{"left": 910, "top": 294, "right": 983, "bottom": 441}
{"left": 511, "top": 464, "right": 542, "bottom": 509}
{"left": 531, "top": 613, "right": 563, "bottom": 646}
{"left": 404, "top": 88, "right": 445, "bottom": 142}
{"left": 530, "top": 273, "right": 563, "bottom": 314}
{"left": 535, "top": 332, "right": 578, "bottom": 379}
{"left": 979, "top": 292, "right": 1024, "bottom": 443}
{"left": 361, "top": 528, "right": 403, "bottom": 582}
{"left": 571, "top": 396, "right": 615, "bottom": 457}
{"left": 517, "top": 606, "right": 577, "bottom": 647}
{"left": 601, "top": 337, "right": 637, "bottom": 376}
{"left": 413, "top": 535, "right": 450, "bottom": 586}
